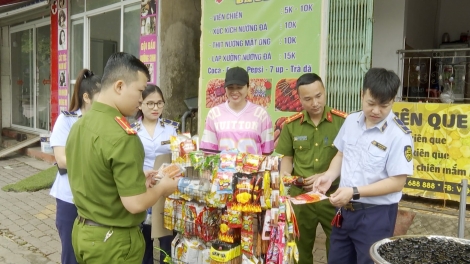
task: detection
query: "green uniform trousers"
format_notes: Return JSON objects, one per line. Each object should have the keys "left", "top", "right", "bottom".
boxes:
{"left": 291, "top": 188, "right": 336, "bottom": 264}
{"left": 72, "top": 219, "right": 145, "bottom": 264}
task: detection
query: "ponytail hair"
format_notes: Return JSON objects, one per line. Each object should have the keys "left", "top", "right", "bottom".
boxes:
{"left": 69, "top": 69, "right": 101, "bottom": 112}
{"left": 135, "top": 84, "right": 165, "bottom": 120}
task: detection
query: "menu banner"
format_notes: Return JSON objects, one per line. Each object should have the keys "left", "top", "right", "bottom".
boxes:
{"left": 199, "top": 0, "right": 322, "bottom": 141}
{"left": 139, "top": 0, "right": 158, "bottom": 84}
{"left": 199, "top": 1, "right": 470, "bottom": 203}
{"left": 393, "top": 102, "right": 470, "bottom": 202}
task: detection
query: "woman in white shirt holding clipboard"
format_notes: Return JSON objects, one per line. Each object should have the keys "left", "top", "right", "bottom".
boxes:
{"left": 134, "top": 84, "right": 178, "bottom": 264}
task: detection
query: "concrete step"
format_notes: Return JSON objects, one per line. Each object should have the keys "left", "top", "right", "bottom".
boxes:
{"left": 1, "top": 128, "right": 55, "bottom": 165}
{"left": 22, "top": 146, "right": 56, "bottom": 164}
{"left": 0, "top": 136, "right": 40, "bottom": 158}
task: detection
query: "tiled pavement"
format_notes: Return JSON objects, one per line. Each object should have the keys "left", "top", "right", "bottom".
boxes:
{"left": 0, "top": 154, "right": 59, "bottom": 263}
{"left": 312, "top": 227, "right": 327, "bottom": 263}
{"left": 1, "top": 153, "right": 470, "bottom": 264}
{"left": 0, "top": 229, "right": 54, "bottom": 264}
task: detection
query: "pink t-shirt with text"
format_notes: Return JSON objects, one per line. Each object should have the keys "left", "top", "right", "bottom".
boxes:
{"left": 200, "top": 101, "right": 274, "bottom": 155}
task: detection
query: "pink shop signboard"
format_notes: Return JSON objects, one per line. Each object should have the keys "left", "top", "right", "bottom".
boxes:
{"left": 139, "top": 0, "right": 158, "bottom": 84}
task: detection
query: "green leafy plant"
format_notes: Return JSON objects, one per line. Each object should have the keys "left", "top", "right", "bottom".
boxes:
{"left": 154, "top": 247, "right": 172, "bottom": 264}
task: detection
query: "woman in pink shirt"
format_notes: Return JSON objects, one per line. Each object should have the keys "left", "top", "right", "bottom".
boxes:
{"left": 200, "top": 67, "right": 274, "bottom": 155}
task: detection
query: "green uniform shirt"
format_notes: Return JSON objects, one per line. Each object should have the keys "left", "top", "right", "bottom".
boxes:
{"left": 66, "top": 102, "right": 147, "bottom": 227}
{"left": 275, "top": 106, "right": 345, "bottom": 194}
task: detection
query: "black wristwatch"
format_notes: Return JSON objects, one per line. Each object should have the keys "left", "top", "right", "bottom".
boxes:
{"left": 352, "top": 187, "right": 360, "bottom": 200}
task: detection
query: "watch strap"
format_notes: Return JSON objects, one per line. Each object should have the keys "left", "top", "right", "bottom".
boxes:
{"left": 352, "top": 186, "right": 360, "bottom": 200}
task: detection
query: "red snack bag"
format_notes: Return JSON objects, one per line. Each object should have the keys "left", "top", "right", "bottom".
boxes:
{"left": 236, "top": 152, "right": 246, "bottom": 171}
{"left": 196, "top": 207, "right": 219, "bottom": 242}
{"left": 234, "top": 175, "right": 256, "bottom": 212}
{"left": 218, "top": 212, "right": 233, "bottom": 243}
{"left": 179, "top": 139, "right": 196, "bottom": 166}
{"left": 241, "top": 230, "right": 254, "bottom": 256}
{"left": 242, "top": 213, "right": 254, "bottom": 232}
{"left": 277, "top": 222, "right": 286, "bottom": 245}
{"left": 227, "top": 203, "right": 242, "bottom": 228}
{"left": 242, "top": 154, "right": 262, "bottom": 174}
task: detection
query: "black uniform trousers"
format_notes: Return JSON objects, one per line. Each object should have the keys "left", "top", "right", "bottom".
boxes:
{"left": 56, "top": 198, "right": 79, "bottom": 264}
{"left": 328, "top": 203, "right": 398, "bottom": 264}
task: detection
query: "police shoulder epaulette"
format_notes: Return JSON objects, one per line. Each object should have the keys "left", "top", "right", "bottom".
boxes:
{"left": 331, "top": 109, "right": 348, "bottom": 119}
{"left": 285, "top": 112, "right": 304, "bottom": 124}
{"left": 393, "top": 116, "right": 411, "bottom": 134}
{"left": 115, "top": 116, "right": 137, "bottom": 135}
{"left": 61, "top": 111, "right": 79, "bottom": 117}
{"left": 162, "top": 118, "right": 180, "bottom": 129}
{"left": 130, "top": 121, "right": 141, "bottom": 131}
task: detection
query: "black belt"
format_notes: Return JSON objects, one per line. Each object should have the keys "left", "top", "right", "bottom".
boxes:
{"left": 342, "top": 202, "right": 377, "bottom": 211}
{"left": 55, "top": 163, "right": 67, "bottom": 175}
{"left": 77, "top": 216, "right": 107, "bottom": 227}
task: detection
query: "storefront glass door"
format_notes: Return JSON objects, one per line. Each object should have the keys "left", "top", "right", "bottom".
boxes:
{"left": 36, "top": 25, "right": 51, "bottom": 131}
{"left": 11, "top": 28, "right": 34, "bottom": 129}
{"left": 11, "top": 20, "right": 50, "bottom": 132}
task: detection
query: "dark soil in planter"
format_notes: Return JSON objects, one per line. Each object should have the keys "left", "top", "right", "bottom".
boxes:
{"left": 378, "top": 237, "right": 470, "bottom": 264}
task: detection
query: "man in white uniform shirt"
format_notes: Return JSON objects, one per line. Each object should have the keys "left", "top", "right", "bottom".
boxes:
{"left": 314, "top": 68, "right": 413, "bottom": 264}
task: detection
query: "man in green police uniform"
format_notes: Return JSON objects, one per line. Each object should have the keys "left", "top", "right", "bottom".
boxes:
{"left": 66, "top": 52, "right": 180, "bottom": 263}
{"left": 275, "top": 73, "right": 346, "bottom": 264}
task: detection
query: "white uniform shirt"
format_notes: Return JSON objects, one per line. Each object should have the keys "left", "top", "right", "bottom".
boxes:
{"left": 136, "top": 118, "right": 177, "bottom": 171}
{"left": 334, "top": 111, "right": 413, "bottom": 205}
{"left": 49, "top": 109, "right": 82, "bottom": 204}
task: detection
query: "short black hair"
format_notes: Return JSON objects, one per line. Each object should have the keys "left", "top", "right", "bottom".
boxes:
{"left": 363, "top": 68, "right": 400, "bottom": 104}
{"left": 101, "top": 52, "right": 150, "bottom": 89}
{"left": 296, "top": 73, "right": 324, "bottom": 91}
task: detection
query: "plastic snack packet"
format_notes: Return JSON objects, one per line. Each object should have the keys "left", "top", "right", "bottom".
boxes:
{"left": 189, "top": 151, "right": 205, "bottom": 170}
{"left": 158, "top": 163, "right": 186, "bottom": 179}
{"left": 219, "top": 150, "right": 238, "bottom": 170}
{"left": 288, "top": 191, "right": 328, "bottom": 205}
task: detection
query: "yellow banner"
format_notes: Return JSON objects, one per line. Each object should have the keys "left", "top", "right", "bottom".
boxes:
{"left": 393, "top": 102, "right": 470, "bottom": 202}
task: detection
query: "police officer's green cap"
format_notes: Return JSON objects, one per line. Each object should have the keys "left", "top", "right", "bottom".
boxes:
{"left": 224, "top": 67, "right": 249, "bottom": 87}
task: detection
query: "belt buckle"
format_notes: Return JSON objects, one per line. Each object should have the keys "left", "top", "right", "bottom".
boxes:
{"left": 343, "top": 203, "right": 355, "bottom": 211}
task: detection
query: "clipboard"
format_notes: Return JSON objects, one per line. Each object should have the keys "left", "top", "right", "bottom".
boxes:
{"left": 151, "top": 153, "right": 173, "bottom": 238}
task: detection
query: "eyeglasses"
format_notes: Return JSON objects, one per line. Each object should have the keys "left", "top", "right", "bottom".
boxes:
{"left": 83, "top": 70, "right": 94, "bottom": 79}
{"left": 143, "top": 101, "right": 165, "bottom": 109}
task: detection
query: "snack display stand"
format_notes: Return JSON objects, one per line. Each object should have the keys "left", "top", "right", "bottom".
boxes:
{"left": 157, "top": 136, "right": 323, "bottom": 264}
